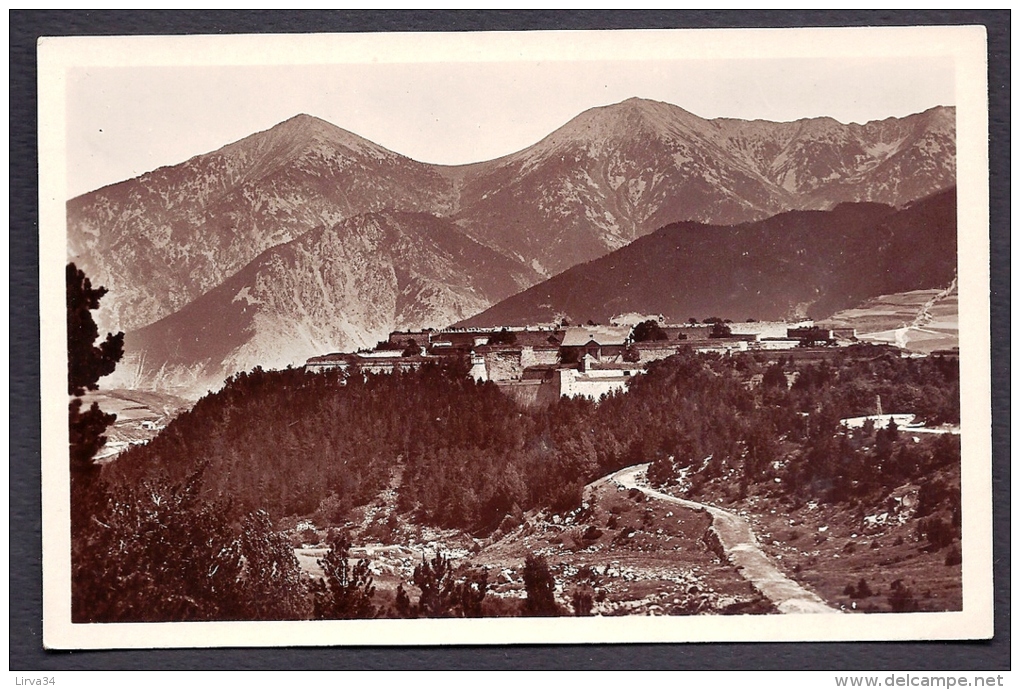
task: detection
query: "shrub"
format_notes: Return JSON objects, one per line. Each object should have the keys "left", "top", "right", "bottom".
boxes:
{"left": 916, "top": 516, "right": 955, "bottom": 551}
{"left": 856, "top": 578, "right": 873, "bottom": 598}
{"left": 888, "top": 580, "right": 919, "bottom": 612}
{"left": 844, "top": 578, "right": 872, "bottom": 599}
{"left": 944, "top": 544, "right": 962, "bottom": 566}
{"left": 631, "top": 320, "right": 668, "bottom": 343}
{"left": 522, "top": 555, "right": 560, "bottom": 617}
{"left": 571, "top": 585, "right": 595, "bottom": 616}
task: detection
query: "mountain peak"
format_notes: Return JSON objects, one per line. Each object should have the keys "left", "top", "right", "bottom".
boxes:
{"left": 522, "top": 97, "right": 706, "bottom": 157}
{"left": 203, "top": 113, "right": 407, "bottom": 177}
{"left": 272, "top": 113, "right": 344, "bottom": 138}
{"left": 245, "top": 113, "right": 385, "bottom": 153}
{"left": 581, "top": 97, "right": 703, "bottom": 133}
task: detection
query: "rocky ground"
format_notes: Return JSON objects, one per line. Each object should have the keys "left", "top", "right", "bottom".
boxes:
{"left": 290, "top": 469, "right": 774, "bottom": 617}
{"left": 736, "top": 489, "right": 963, "bottom": 613}
{"left": 661, "top": 471, "right": 963, "bottom": 614}
{"left": 288, "top": 454, "right": 961, "bottom": 618}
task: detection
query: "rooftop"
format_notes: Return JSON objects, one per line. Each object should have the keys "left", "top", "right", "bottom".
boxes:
{"left": 561, "top": 326, "right": 631, "bottom": 347}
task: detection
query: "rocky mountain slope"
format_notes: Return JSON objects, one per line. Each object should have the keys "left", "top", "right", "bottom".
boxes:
{"left": 113, "top": 211, "right": 536, "bottom": 393}
{"left": 458, "top": 188, "right": 957, "bottom": 328}
{"left": 69, "top": 99, "right": 955, "bottom": 335}
{"left": 710, "top": 104, "right": 955, "bottom": 208}
{"left": 68, "top": 114, "right": 459, "bottom": 333}
{"left": 448, "top": 99, "right": 955, "bottom": 276}
{"left": 68, "top": 98, "right": 955, "bottom": 391}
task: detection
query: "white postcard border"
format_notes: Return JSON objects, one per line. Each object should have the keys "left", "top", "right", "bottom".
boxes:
{"left": 38, "top": 25, "right": 992, "bottom": 649}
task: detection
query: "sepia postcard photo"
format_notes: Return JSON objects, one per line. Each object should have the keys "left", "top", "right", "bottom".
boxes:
{"left": 38, "top": 25, "right": 993, "bottom": 649}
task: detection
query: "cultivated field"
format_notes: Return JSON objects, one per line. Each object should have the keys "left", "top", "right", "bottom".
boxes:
{"left": 82, "top": 388, "right": 191, "bottom": 461}
{"left": 824, "top": 282, "right": 958, "bottom": 354}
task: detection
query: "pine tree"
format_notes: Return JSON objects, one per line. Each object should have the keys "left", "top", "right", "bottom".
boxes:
{"left": 237, "top": 510, "right": 310, "bottom": 620}
{"left": 67, "top": 261, "right": 124, "bottom": 616}
{"left": 66, "top": 263, "right": 123, "bottom": 545}
{"left": 393, "top": 583, "right": 416, "bottom": 618}
{"left": 315, "top": 530, "right": 377, "bottom": 619}
{"left": 67, "top": 263, "right": 124, "bottom": 397}
{"left": 412, "top": 551, "right": 457, "bottom": 618}
{"left": 454, "top": 568, "right": 488, "bottom": 618}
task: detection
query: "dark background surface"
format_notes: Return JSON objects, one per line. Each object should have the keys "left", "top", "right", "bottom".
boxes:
{"left": 10, "top": 10, "right": 1010, "bottom": 671}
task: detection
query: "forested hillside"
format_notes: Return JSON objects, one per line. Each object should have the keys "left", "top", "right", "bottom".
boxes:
{"left": 82, "top": 347, "right": 961, "bottom": 621}
{"left": 108, "top": 347, "right": 959, "bottom": 528}
{"left": 461, "top": 189, "right": 957, "bottom": 328}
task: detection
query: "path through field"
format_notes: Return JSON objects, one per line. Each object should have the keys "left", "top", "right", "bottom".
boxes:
{"left": 611, "top": 464, "right": 837, "bottom": 614}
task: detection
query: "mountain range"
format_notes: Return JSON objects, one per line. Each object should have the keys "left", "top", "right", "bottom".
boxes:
{"left": 447, "top": 99, "right": 954, "bottom": 276}
{"left": 458, "top": 188, "right": 957, "bottom": 328}
{"left": 67, "top": 98, "right": 956, "bottom": 394}
{"left": 121, "top": 212, "right": 536, "bottom": 390}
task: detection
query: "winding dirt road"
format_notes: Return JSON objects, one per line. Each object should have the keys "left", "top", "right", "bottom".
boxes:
{"left": 612, "top": 464, "right": 837, "bottom": 614}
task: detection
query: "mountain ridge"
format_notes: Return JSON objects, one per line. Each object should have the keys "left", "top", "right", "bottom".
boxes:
{"left": 68, "top": 114, "right": 459, "bottom": 333}
{"left": 68, "top": 98, "right": 956, "bottom": 392}
{"left": 457, "top": 188, "right": 957, "bottom": 329}
{"left": 70, "top": 98, "right": 955, "bottom": 332}
{"left": 111, "top": 210, "right": 537, "bottom": 394}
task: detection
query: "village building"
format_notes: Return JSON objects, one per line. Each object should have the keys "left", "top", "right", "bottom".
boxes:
{"left": 753, "top": 338, "right": 804, "bottom": 351}
{"left": 305, "top": 317, "right": 875, "bottom": 406}
{"left": 631, "top": 340, "right": 685, "bottom": 363}
{"left": 559, "top": 325, "right": 632, "bottom": 362}
{"left": 304, "top": 350, "right": 434, "bottom": 376}
{"left": 787, "top": 326, "right": 836, "bottom": 346}
{"left": 733, "top": 320, "right": 814, "bottom": 339}
{"left": 560, "top": 353, "right": 640, "bottom": 398}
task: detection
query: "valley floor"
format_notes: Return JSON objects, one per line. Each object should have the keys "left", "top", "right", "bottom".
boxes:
{"left": 82, "top": 388, "right": 191, "bottom": 461}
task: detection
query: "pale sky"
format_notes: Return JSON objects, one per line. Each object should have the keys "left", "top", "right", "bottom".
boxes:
{"left": 66, "top": 55, "right": 955, "bottom": 199}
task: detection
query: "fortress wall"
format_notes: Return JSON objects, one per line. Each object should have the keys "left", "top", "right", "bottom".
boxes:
{"left": 521, "top": 346, "right": 560, "bottom": 368}
{"left": 496, "top": 380, "right": 559, "bottom": 408}
{"left": 485, "top": 350, "right": 524, "bottom": 382}
{"left": 634, "top": 344, "right": 681, "bottom": 364}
